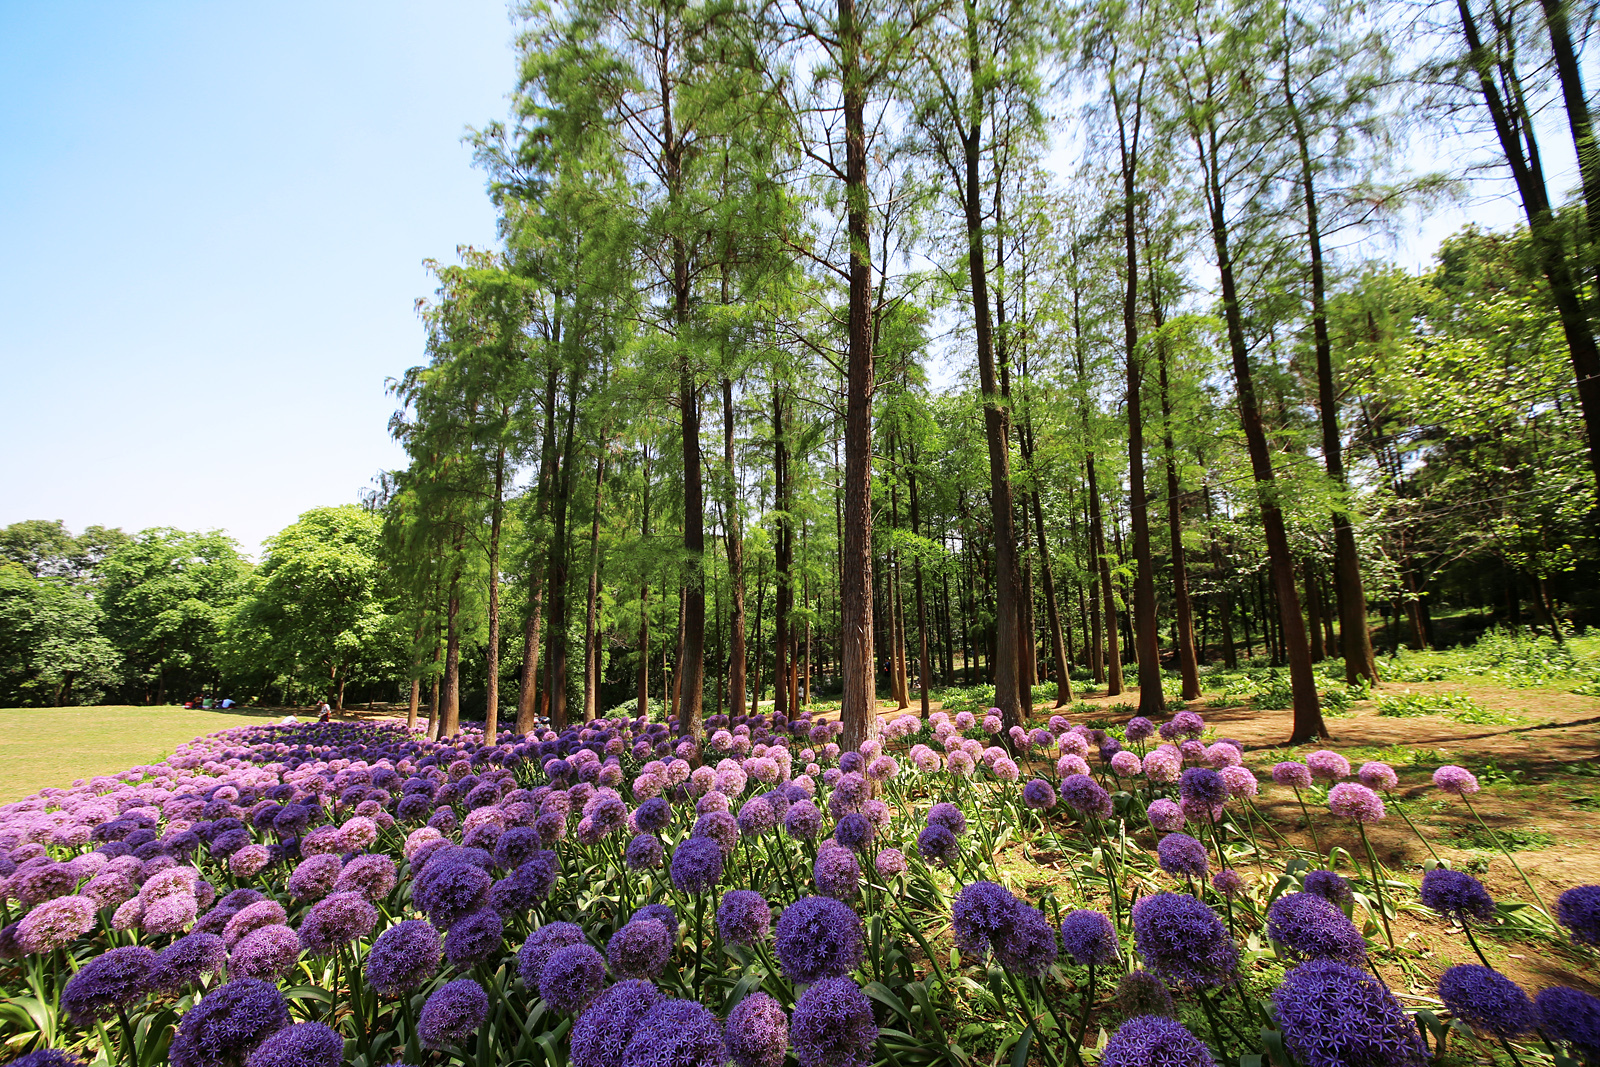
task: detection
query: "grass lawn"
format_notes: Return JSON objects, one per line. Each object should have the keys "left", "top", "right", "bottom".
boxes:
{"left": 0, "top": 705, "right": 288, "bottom": 803}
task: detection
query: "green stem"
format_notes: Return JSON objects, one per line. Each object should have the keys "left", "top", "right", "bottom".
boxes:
{"left": 1292, "top": 787, "right": 1323, "bottom": 854}
{"left": 1355, "top": 822, "right": 1396, "bottom": 950}
{"left": 1383, "top": 790, "right": 1442, "bottom": 863}
{"left": 1461, "top": 795, "right": 1550, "bottom": 916}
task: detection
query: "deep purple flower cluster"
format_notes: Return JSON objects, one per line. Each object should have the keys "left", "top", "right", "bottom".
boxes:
{"left": 926, "top": 802, "right": 967, "bottom": 835}
{"left": 622, "top": 999, "right": 725, "bottom": 1067}
{"left": 540, "top": 942, "right": 606, "bottom": 1014}
{"left": 726, "top": 992, "right": 789, "bottom": 1067}
{"left": 1265, "top": 892, "right": 1366, "bottom": 966}
{"left": 60, "top": 946, "right": 157, "bottom": 1025}
{"left": 418, "top": 979, "right": 489, "bottom": 1050}
{"left": 366, "top": 919, "right": 443, "bottom": 996}
{"left": 155, "top": 932, "right": 227, "bottom": 994}
{"left": 1059, "top": 910, "right": 1118, "bottom": 967}
{"left": 1178, "top": 768, "right": 1227, "bottom": 808}
{"left": 1302, "top": 870, "right": 1353, "bottom": 909}
{"left": 607, "top": 918, "right": 672, "bottom": 979}
{"left": 917, "top": 825, "right": 958, "bottom": 866}
{"left": 168, "top": 979, "right": 290, "bottom": 1067}
{"left": 1100, "top": 1016, "right": 1214, "bottom": 1067}
{"left": 571, "top": 980, "right": 664, "bottom": 1067}
{"left": 773, "top": 896, "right": 862, "bottom": 983}
{"left": 790, "top": 978, "right": 878, "bottom": 1067}
{"left": 951, "top": 881, "right": 1058, "bottom": 976}
{"left": 717, "top": 890, "right": 773, "bottom": 946}
{"left": 1130, "top": 893, "right": 1237, "bottom": 989}
{"left": 242, "top": 1022, "right": 344, "bottom": 1067}
{"left": 1419, "top": 869, "right": 1495, "bottom": 924}
{"left": 444, "top": 907, "right": 505, "bottom": 968}
{"left": 1059, "top": 774, "right": 1111, "bottom": 819}
{"left": 1556, "top": 884, "right": 1600, "bottom": 946}
{"left": 1155, "top": 834, "right": 1209, "bottom": 879}
{"left": 1273, "top": 960, "right": 1427, "bottom": 1067}
{"left": 517, "top": 921, "right": 587, "bottom": 988}
{"left": 670, "top": 837, "right": 724, "bottom": 895}
{"left": 1438, "top": 964, "right": 1537, "bottom": 1038}
{"left": 1534, "top": 986, "right": 1600, "bottom": 1056}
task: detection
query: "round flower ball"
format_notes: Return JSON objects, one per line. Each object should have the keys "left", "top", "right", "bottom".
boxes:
{"left": 366, "top": 919, "right": 442, "bottom": 997}
{"left": 1271, "top": 762, "right": 1312, "bottom": 790}
{"left": 418, "top": 978, "right": 489, "bottom": 1051}
{"left": 243, "top": 1022, "right": 343, "bottom": 1067}
{"left": 1156, "top": 834, "right": 1209, "bottom": 879}
{"left": 1432, "top": 765, "right": 1479, "bottom": 796}
{"left": 607, "top": 918, "right": 672, "bottom": 979}
{"left": 540, "top": 942, "right": 606, "bottom": 1014}
{"left": 874, "top": 848, "right": 907, "bottom": 881}
{"left": 621, "top": 998, "right": 725, "bottom": 1067}
{"left": 1130, "top": 892, "right": 1238, "bottom": 989}
{"left": 1556, "top": 884, "right": 1600, "bottom": 946}
{"left": 1146, "top": 799, "right": 1184, "bottom": 834}
{"left": 570, "top": 980, "right": 664, "bottom": 1067}
{"left": 1303, "top": 870, "right": 1353, "bottom": 910}
{"left": 1273, "top": 960, "right": 1426, "bottom": 1067}
{"left": 1357, "top": 761, "right": 1399, "bottom": 791}
{"left": 1022, "top": 779, "right": 1056, "bottom": 810}
{"left": 1534, "top": 986, "right": 1600, "bottom": 1058}
{"left": 1265, "top": 892, "right": 1366, "bottom": 966}
{"left": 1438, "top": 964, "right": 1537, "bottom": 1039}
{"left": 60, "top": 945, "right": 157, "bottom": 1025}
{"left": 168, "top": 978, "right": 290, "bottom": 1067}
{"left": 1100, "top": 1015, "right": 1214, "bottom": 1067}
{"left": 726, "top": 992, "right": 789, "bottom": 1067}
{"left": 1419, "top": 869, "right": 1495, "bottom": 925}
{"left": 717, "top": 890, "right": 773, "bottom": 946}
{"left": 790, "top": 977, "right": 878, "bottom": 1067}
{"left": 1059, "top": 910, "right": 1118, "bottom": 967}
{"left": 1327, "top": 782, "right": 1384, "bottom": 823}
{"left": 670, "top": 837, "right": 724, "bottom": 895}
{"left": 774, "top": 895, "right": 863, "bottom": 984}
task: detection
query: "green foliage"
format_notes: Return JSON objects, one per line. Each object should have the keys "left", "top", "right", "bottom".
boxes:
{"left": 1449, "top": 825, "right": 1554, "bottom": 852}
{"left": 0, "top": 566, "right": 121, "bottom": 706}
{"left": 1383, "top": 628, "right": 1600, "bottom": 692}
{"left": 1373, "top": 689, "right": 1525, "bottom": 725}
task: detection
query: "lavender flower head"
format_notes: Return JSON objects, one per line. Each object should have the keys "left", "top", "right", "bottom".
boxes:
{"left": 1156, "top": 834, "right": 1209, "bottom": 879}
{"left": 1303, "top": 870, "right": 1353, "bottom": 910}
{"left": 813, "top": 845, "right": 861, "bottom": 901}
{"left": 1357, "top": 761, "right": 1399, "bottom": 791}
{"left": 917, "top": 825, "right": 958, "bottom": 866}
{"left": 1265, "top": 892, "right": 1367, "bottom": 966}
{"left": 1438, "top": 964, "right": 1537, "bottom": 1038}
{"left": 1125, "top": 717, "right": 1156, "bottom": 743}
{"left": 784, "top": 801, "right": 823, "bottom": 840}
{"left": 626, "top": 833, "right": 665, "bottom": 870}
{"left": 1534, "top": 986, "right": 1600, "bottom": 1057}
{"left": 1327, "top": 783, "right": 1384, "bottom": 823}
{"left": 1306, "top": 750, "right": 1350, "bottom": 782}
{"left": 726, "top": 992, "right": 789, "bottom": 1067}
{"left": 570, "top": 980, "right": 664, "bottom": 1067}
{"left": 1272, "top": 762, "right": 1312, "bottom": 790}
{"left": 1059, "top": 910, "right": 1119, "bottom": 967}
{"left": 621, "top": 998, "right": 725, "bottom": 1067}
{"left": 717, "top": 890, "right": 773, "bottom": 945}
{"left": 1131, "top": 892, "right": 1238, "bottom": 989}
{"left": 242, "top": 1022, "right": 343, "bottom": 1067}
{"left": 670, "top": 837, "right": 724, "bottom": 895}
{"left": 1114, "top": 972, "right": 1176, "bottom": 1021}
{"left": 874, "top": 848, "right": 907, "bottom": 881}
{"left": 287, "top": 854, "right": 342, "bottom": 901}
{"left": 1273, "top": 960, "right": 1426, "bottom": 1067}
{"left": 517, "top": 922, "right": 587, "bottom": 988}
{"left": 1556, "top": 884, "right": 1600, "bottom": 946}
{"left": 297, "top": 891, "right": 377, "bottom": 955}
{"left": 1433, "top": 765, "right": 1480, "bottom": 796}
{"left": 154, "top": 932, "right": 227, "bottom": 994}
{"left": 366, "top": 919, "right": 443, "bottom": 996}
{"left": 1419, "top": 869, "right": 1495, "bottom": 925}
{"left": 774, "top": 895, "right": 863, "bottom": 983}
{"left": 1220, "top": 766, "right": 1258, "bottom": 798}
{"left": 927, "top": 802, "right": 967, "bottom": 835}
{"left": 833, "top": 813, "right": 874, "bottom": 852}
{"left": 1022, "top": 779, "right": 1056, "bottom": 810}
{"left": 60, "top": 945, "right": 157, "bottom": 1025}
{"left": 1146, "top": 799, "right": 1184, "bottom": 834}
{"left": 1211, "top": 869, "right": 1245, "bottom": 899}
{"left": 1110, "top": 751, "right": 1144, "bottom": 778}
{"left": 607, "top": 918, "right": 672, "bottom": 978}
{"left": 632, "top": 903, "right": 678, "bottom": 936}
{"left": 418, "top": 979, "right": 488, "bottom": 1050}
{"left": 790, "top": 978, "right": 878, "bottom": 1067}
{"left": 17, "top": 895, "right": 96, "bottom": 953}
{"left": 168, "top": 978, "right": 290, "bottom": 1067}
{"left": 539, "top": 942, "right": 606, "bottom": 1014}
{"left": 1060, "top": 774, "right": 1112, "bottom": 819}
{"left": 231, "top": 925, "right": 303, "bottom": 980}
{"left": 1100, "top": 1016, "right": 1215, "bottom": 1067}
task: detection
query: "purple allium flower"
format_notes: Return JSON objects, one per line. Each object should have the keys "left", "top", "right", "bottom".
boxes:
{"left": 444, "top": 908, "right": 504, "bottom": 969}
{"left": 926, "top": 803, "right": 967, "bottom": 835}
{"left": 1059, "top": 910, "right": 1118, "bottom": 966}
{"left": 1220, "top": 766, "right": 1258, "bottom": 798}
{"left": 736, "top": 797, "right": 776, "bottom": 837}
{"left": 1327, "top": 783, "right": 1384, "bottom": 823}
{"left": 1211, "top": 869, "right": 1245, "bottom": 898}
{"left": 366, "top": 919, "right": 442, "bottom": 996}
{"left": 1302, "top": 870, "right": 1352, "bottom": 909}
{"left": 333, "top": 853, "right": 397, "bottom": 901}
{"left": 1165, "top": 711, "right": 1207, "bottom": 740}
{"left": 916, "top": 824, "right": 958, "bottom": 866}
{"left": 1114, "top": 971, "right": 1175, "bottom": 1021}
{"left": 1142, "top": 748, "right": 1180, "bottom": 785}
{"left": 231, "top": 925, "right": 302, "bottom": 980}
{"left": 17, "top": 894, "right": 96, "bottom": 952}
{"left": 1022, "top": 779, "right": 1056, "bottom": 810}
{"left": 539, "top": 942, "right": 606, "bottom": 1014}
{"left": 155, "top": 932, "right": 227, "bottom": 993}
{"left": 1419, "top": 869, "right": 1495, "bottom": 925}
{"left": 60, "top": 946, "right": 157, "bottom": 1025}
{"left": 1060, "top": 774, "right": 1112, "bottom": 818}
{"left": 1130, "top": 892, "right": 1237, "bottom": 989}
{"left": 1272, "top": 762, "right": 1312, "bottom": 789}
{"left": 517, "top": 921, "right": 586, "bottom": 987}
{"left": 1556, "top": 884, "right": 1600, "bottom": 946}
{"left": 571, "top": 980, "right": 665, "bottom": 1067}
{"left": 874, "top": 848, "right": 907, "bottom": 881}
{"left": 625, "top": 833, "right": 665, "bottom": 871}
{"left": 1265, "top": 892, "right": 1366, "bottom": 966}
{"left": 774, "top": 896, "right": 863, "bottom": 983}
{"left": 287, "top": 854, "right": 341, "bottom": 902}
{"left": 993, "top": 901, "right": 1058, "bottom": 977}
{"left": 413, "top": 861, "right": 493, "bottom": 930}
{"left": 224, "top": 900, "right": 288, "bottom": 949}
{"left": 1306, "top": 750, "right": 1350, "bottom": 782}
{"left": 606, "top": 920, "right": 671, "bottom": 980}
{"left": 717, "top": 890, "right": 773, "bottom": 946}
{"left": 1110, "top": 751, "right": 1144, "bottom": 778}
{"left": 10, "top": 1051, "right": 86, "bottom": 1067}
{"left": 1357, "top": 762, "right": 1399, "bottom": 791}
{"left": 1438, "top": 964, "right": 1536, "bottom": 1038}
{"left": 632, "top": 903, "right": 678, "bottom": 936}
{"left": 814, "top": 845, "right": 861, "bottom": 901}
{"left": 1144, "top": 799, "right": 1184, "bottom": 834}
{"left": 621, "top": 998, "right": 725, "bottom": 1067}
{"left": 142, "top": 891, "right": 200, "bottom": 935}
{"left": 1534, "top": 986, "right": 1600, "bottom": 1055}
{"left": 784, "top": 800, "right": 823, "bottom": 839}
{"left": 726, "top": 992, "right": 789, "bottom": 1067}
{"left": 1156, "top": 834, "right": 1209, "bottom": 879}
{"left": 1178, "top": 768, "right": 1227, "bottom": 808}
{"left": 1125, "top": 717, "right": 1156, "bottom": 743}
{"left": 168, "top": 978, "right": 290, "bottom": 1067}
{"left": 1273, "top": 960, "right": 1426, "bottom": 1067}
{"left": 418, "top": 978, "right": 488, "bottom": 1051}
{"left": 833, "top": 813, "right": 874, "bottom": 852}
{"left": 790, "top": 977, "right": 878, "bottom": 1067}
{"left": 952, "top": 882, "right": 1034, "bottom": 965}
{"left": 669, "top": 837, "right": 724, "bottom": 895}
{"left": 242, "top": 1022, "right": 343, "bottom": 1067}
{"left": 297, "top": 891, "right": 376, "bottom": 955}
{"left": 1432, "top": 765, "right": 1479, "bottom": 796}
{"left": 1100, "top": 1015, "right": 1214, "bottom": 1067}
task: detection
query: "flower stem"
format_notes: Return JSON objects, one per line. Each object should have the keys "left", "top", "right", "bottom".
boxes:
{"left": 1355, "top": 822, "right": 1396, "bottom": 950}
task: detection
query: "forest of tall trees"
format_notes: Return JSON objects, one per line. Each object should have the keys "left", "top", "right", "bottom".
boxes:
{"left": 7, "top": 0, "right": 1596, "bottom": 743}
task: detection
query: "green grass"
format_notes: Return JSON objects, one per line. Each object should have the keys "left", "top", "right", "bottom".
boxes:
{"left": 1373, "top": 689, "right": 1527, "bottom": 725}
{"left": 0, "top": 705, "right": 287, "bottom": 803}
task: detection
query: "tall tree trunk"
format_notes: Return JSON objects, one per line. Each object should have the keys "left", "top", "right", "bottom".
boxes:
{"left": 723, "top": 379, "right": 747, "bottom": 717}
{"left": 546, "top": 367, "right": 580, "bottom": 730}
{"left": 1152, "top": 276, "right": 1201, "bottom": 700}
{"left": 518, "top": 362, "right": 559, "bottom": 733}
{"left": 1196, "top": 110, "right": 1325, "bottom": 742}
{"left": 839, "top": 0, "right": 878, "bottom": 751}
{"left": 485, "top": 437, "right": 506, "bottom": 739}
{"left": 680, "top": 370, "right": 707, "bottom": 738}
{"left": 443, "top": 547, "right": 463, "bottom": 737}
{"left": 1304, "top": 558, "right": 1326, "bottom": 661}
{"left": 637, "top": 444, "right": 652, "bottom": 719}
{"left": 774, "top": 386, "right": 791, "bottom": 721}
{"left": 908, "top": 443, "right": 935, "bottom": 718}
{"left": 1086, "top": 454, "right": 1124, "bottom": 694}
{"left": 583, "top": 447, "right": 607, "bottom": 722}
{"left": 1021, "top": 417, "right": 1072, "bottom": 704}
{"left": 1539, "top": 0, "right": 1600, "bottom": 305}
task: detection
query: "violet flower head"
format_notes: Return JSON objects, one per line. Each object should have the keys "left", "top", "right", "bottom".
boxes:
{"left": 539, "top": 942, "right": 606, "bottom": 1014}
{"left": 833, "top": 813, "right": 874, "bottom": 852}
{"left": 1357, "top": 761, "right": 1399, "bottom": 791}
{"left": 790, "top": 977, "right": 878, "bottom": 1067}
{"left": 1556, "top": 884, "right": 1600, "bottom": 946}
{"left": 1113, "top": 972, "right": 1176, "bottom": 1021}
{"left": 1060, "top": 774, "right": 1112, "bottom": 819}
{"left": 1022, "top": 779, "right": 1056, "bottom": 810}
{"left": 224, "top": 900, "right": 288, "bottom": 949}
{"left": 1271, "top": 762, "right": 1312, "bottom": 790}
{"left": 670, "top": 837, "right": 724, "bottom": 895}
{"left": 1146, "top": 799, "right": 1184, "bottom": 834}
{"left": 297, "top": 891, "right": 377, "bottom": 955}
{"left": 231, "top": 925, "right": 303, "bottom": 981}
{"left": 570, "top": 980, "right": 665, "bottom": 1067}
{"left": 60, "top": 945, "right": 157, "bottom": 1025}
{"left": 1211, "top": 869, "right": 1245, "bottom": 899}
{"left": 784, "top": 801, "right": 823, "bottom": 840}
{"left": 874, "top": 848, "right": 907, "bottom": 881}
{"left": 333, "top": 853, "right": 397, "bottom": 902}
{"left": 154, "top": 932, "right": 227, "bottom": 994}
{"left": 1327, "top": 783, "right": 1384, "bottom": 823}
{"left": 242, "top": 1022, "right": 344, "bottom": 1067}
{"left": 1125, "top": 717, "right": 1156, "bottom": 743}
{"left": 287, "top": 854, "right": 342, "bottom": 902}
{"left": 621, "top": 998, "right": 725, "bottom": 1067}
{"left": 168, "top": 978, "right": 290, "bottom": 1067}
{"left": 773, "top": 895, "right": 863, "bottom": 983}
{"left": 1419, "top": 869, "right": 1495, "bottom": 925}
{"left": 10, "top": 1052, "right": 87, "bottom": 1067}
{"left": 1438, "top": 964, "right": 1537, "bottom": 1038}
{"left": 813, "top": 846, "right": 861, "bottom": 901}
{"left": 1100, "top": 1016, "right": 1215, "bottom": 1067}
{"left": 1265, "top": 892, "right": 1367, "bottom": 966}
{"left": 1432, "top": 765, "right": 1480, "bottom": 796}
{"left": 1306, "top": 750, "right": 1350, "bottom": 783}
{"left": 1059, "top": 910, "right": 1119, "bottom": 967}
{"left": 1130, "top": 892, "right": 1238, "bottom": 989}
{"left": 444, "top": 908, "right": 504, "bottom": 969}
{"left": 994, "top": 901, "right": 1059, "bottom": 977}
{"left": 1273, "top": 960, "right": 1427, "bottom": 1067}
{"left": 607, "top": 918, "right": 672, "bottom": 979}
{"left": 1534, "top": 986, "right": 1600, "bottom": 1057}
{"left": 418, "top": 979, "right": 488, "bottom": 1051}
{"left": 625, "top": 833, "right": 665, "bottom": 871}
{"left": 366, "top": 919, "right": 443, "bottom": 997}
{"left": 17, "top": 895, "right": 96, "bottom": 953}
{"left": 927, "top": 802, "right": 967, "bottom": 835}
{"left": 1302, "top": 870, "right": 1353, "bottom": 910}
{"left": 632, "top": 903, "right": 678, "bottom": 936}
{"left": 516, "top": 921, "right": 587, "bottom": 988}
{"left": 917, "top": 824, "right": 958, "bottom": 866}
{"left": 726, "top": 992, "right": 789, "bottom": 1067}
{"left": 1178, "top": 768, "right": 1227, "bottom": 808}
{"left": 717, "top": 889, "right": 773, "bottom": 946}
{"left": 1156, "top": 834, "right": 1209, "bottom": 880}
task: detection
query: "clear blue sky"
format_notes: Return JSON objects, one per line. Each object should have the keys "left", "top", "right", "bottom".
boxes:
{"left": 0, "top": 1, "right": 511, "bottom": 555}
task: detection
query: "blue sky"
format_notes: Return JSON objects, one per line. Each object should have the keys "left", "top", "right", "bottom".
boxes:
{"left": 0, "top": 1, "right": 511, "bottom": 554}
{"left": 0, "top": 2, "right": 1577, "bottom": 556}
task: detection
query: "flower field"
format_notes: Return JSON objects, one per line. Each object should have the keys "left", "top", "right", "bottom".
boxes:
{"left": 2, "top": 702, "right": 1598, "bottom": 1067}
